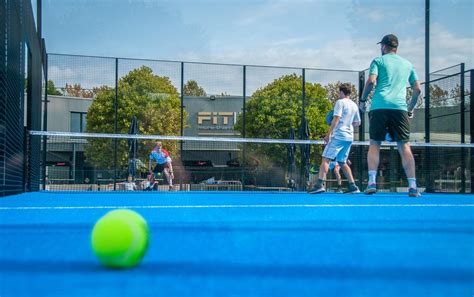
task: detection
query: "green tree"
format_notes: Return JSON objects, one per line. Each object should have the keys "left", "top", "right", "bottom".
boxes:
{"left": 184, "top": 80, "right": 207, "bottom": 96}
{"left": 234, "top": 74, "right": 331, "bottom": 168}
{"left": 85, "top": 66, "right": 186, "bottom": 170}
{"left": 324, "top": 82, "right": 358, "bottom": 104}
{"left": 47, "top": 80, "right": 62, "bottom": 96}
{"left": 25, "top": 79, "right": 62, "bottom": 96}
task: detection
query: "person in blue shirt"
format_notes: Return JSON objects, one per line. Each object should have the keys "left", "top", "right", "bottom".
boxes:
{"left": 359, "top": 34, "right": 422, "bottom": 197}
{"left": 148, "top": 141, "right": 174, "bottom": 190}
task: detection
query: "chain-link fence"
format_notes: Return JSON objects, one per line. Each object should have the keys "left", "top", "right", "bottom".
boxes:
{"left": 1, "top": 0, "right": 44, "bottom": 196}
{"left": 41, "top": 54, "right": 473, "bottom": 193}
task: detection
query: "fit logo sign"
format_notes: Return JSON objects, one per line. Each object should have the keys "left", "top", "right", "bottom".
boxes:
{"left": 197, "top": 112, "right": 236, "bottom": 125}
{"left": 197, "top": 112, "right": 238, "bottom": 131}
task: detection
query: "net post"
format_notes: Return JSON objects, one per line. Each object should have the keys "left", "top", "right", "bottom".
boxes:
{"left": 113, "top": 58, "right": 119, "bottom": 191}
{"left": 460, "top": 63, "right": 465, "bottom": 193}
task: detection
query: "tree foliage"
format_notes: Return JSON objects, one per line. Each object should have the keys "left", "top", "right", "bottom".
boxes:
{"left": 184, "top": 80, "right": 207, "bottom": 96}
{"left": 324, "top": 82, "right": 358, "bottom": 104}
{"left": 47, "top": 80, "right": 62, "bottom": 96}
{"left": 85, "top": 66, "right": 186, "bottom": 170}
{"left": 63, "top": 83, "right": 94, "bottom": 98}
{"left": 25, "top": 79, "right": 62, "bottom": 96}
{"left": 234, "top": 74, "right": 331, "bottom": 168}
{"left": 429, "top": 84, "right": 449, "bottom": 107}
{"left": 406, "top": 84, "right": 463, "bottom": 108}
{"left": 449, "top": 83, "right": 470, "bottom": 106}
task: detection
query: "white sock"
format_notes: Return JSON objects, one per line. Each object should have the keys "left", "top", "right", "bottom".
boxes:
{"left": 368, "top": 170, "right": 377, "bottom": 185}
{"left": 408, "top": 178, "right": 417, "bottom": 189}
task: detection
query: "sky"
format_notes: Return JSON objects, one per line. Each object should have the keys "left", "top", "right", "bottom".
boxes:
{"left": 37, "top": 0, "right": 473, "bottom": 91}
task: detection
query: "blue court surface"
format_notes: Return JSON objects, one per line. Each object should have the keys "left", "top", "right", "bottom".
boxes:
{"left": 1, "top": 191, "right": 473, "bottom": 297}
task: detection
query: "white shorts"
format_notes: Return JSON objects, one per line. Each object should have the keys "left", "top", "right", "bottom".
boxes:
{"left": 322, "top": 138, "right": 352, "bottom": 163}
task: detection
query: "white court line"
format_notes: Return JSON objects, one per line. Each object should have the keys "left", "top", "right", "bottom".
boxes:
{"left": 0, "top": 204, "right": 474, "bottom": 210}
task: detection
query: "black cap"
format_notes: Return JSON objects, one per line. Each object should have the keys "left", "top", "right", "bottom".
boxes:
{"left": 378, "top": 34, "right": 398, "bottom": 48}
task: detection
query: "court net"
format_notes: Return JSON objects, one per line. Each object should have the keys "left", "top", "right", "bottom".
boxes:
{"left": 28, "top": 131, "right": 473, "bottom": 193}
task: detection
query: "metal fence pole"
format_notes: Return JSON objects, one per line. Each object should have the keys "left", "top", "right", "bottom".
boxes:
{"left": 300, "top": 68, "right": 306, "bottom": 191}
{"left": 358, "top": 71, "right": 366, "bottom": 189}
{"left": 358, "top": 71, "right": 366, "bottom": 142}
{"left": 461, "top": 63, "right": 465, "bottom": 143}
{"left": 242, "top": 65, "right": 246, "bottom": 139}
{"left": 460, "top": 63, "right": 466, "bottom": 193}
{"left": 180, "top": 62, "right": 184, "bottom": 191}
{"left": 242, "top": 65, "right": 246, "bottom": 188}
{"left": 302, "top": 68, "right": 306, "bottom": 115}
{"left": 42, "top": 54, "right": 48, "bottom": 190}
{"left": 113, "top": 58, "right": 118, "bottom": 190}
{"left": 180, "top": 62, "right": 184, "bottom": 139}
{"left": 424, "top": 0, "right": 433, "bottom": 192}
{"left": 24, "top": 47, "right": 32, "bottom": 191}
{"left": 470, "top": 69, "right": 474, "bottom": 193}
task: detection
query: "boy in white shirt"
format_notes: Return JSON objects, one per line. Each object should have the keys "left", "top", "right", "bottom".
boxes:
{"left": 309, "top": 83, "right": 361, "bottom": 194}
{"left": 123, "top": 175, "right": 137, "bottom": 191}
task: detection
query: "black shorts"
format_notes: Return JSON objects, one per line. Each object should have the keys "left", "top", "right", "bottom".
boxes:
{"left": 369, "top": 109, "right": 410, "bottom": 142}
{"left": 153, "top": 163, "right": 169, "bottom": 174}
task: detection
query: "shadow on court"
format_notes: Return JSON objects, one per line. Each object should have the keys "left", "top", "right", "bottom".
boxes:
{"left": 1, "top": 259, "right": 473, "bottom": 283}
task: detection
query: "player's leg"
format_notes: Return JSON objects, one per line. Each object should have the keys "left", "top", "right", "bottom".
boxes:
{"left": 336, "top": 141, "right": 360, "bottom": 193}
{"left": 390, "top": 110, "right": 420, "bottom": 197}
{"left": 397, "top": 141, "right": 416, "bottom": 178}
{"left": 333, "top": 166, "right": 343, "bottom": 193}
{"left": 163, "top": 166, "right": 173, "bottom": 190}
{"left": 308, "top": 157, "right": 331, "bottom": 194}
{"left": 366, "top": 141, "right": 381, "bottom": 194}
{"left": 365, "top": 110, "right": 387, "bottom": 194}
{"left": 318, "top": 158, "right": 331, "bottom": 181}
{"left": 309, "top": 141, "right": 339, "bottom": 194}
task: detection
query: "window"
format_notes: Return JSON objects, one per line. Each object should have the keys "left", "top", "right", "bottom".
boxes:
{"left": 70, "top": 112, "right": 87, "bottom": 132}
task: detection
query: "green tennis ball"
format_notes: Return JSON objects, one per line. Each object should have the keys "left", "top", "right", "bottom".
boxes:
{"left": 91, "top": 209, "right": 149, "bottom": 268}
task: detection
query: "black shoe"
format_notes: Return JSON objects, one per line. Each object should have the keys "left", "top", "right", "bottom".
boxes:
{"left": 408, "top": 188, "right": 421, "bottom": 197}
{"left": 345, "top": 185, "right": 360, "bottom": 194}
{"left": 364, "top": 184, "right": 377, "bottom": 195}
{"left": 308, "top": 184, "right": 326, "bottom": 194}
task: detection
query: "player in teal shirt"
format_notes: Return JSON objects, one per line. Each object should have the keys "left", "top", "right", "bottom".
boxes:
{"left": 369, "top": 54, "right": 418, "bottom": 111}
{"left": 359, "top": 34, "right": 422, "bottom": 197}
